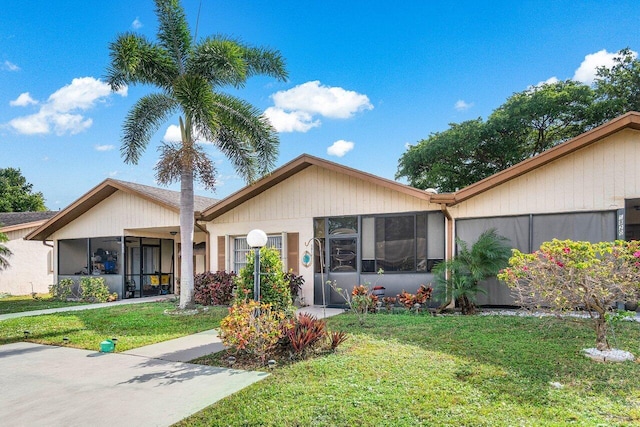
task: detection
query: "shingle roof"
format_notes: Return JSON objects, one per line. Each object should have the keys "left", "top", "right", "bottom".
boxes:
{"left": 109, "top": 179, "right": 217, "bottom": 212}
{"left": 0, "top": 211, "right": 57, "bottom": 228}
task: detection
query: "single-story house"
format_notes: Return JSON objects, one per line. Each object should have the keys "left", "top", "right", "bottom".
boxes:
{"left": 0, "top": 211, "right": 57, "bottom": 295}
{"left": 24, "top": 112, "right": 640, "bottom": 305}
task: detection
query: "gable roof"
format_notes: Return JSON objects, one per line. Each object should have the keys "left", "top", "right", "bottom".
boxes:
{"left": 26, "top": 179, "right": 217, "bottom": 241}
{"left": 431, "top": 111, "right": 640, "bottom": 205}
{"left": 200, "top": 154, "right": 435, "bottom": 221}
{"left": 0, "top": 211, "right": 58, "bottom": 233}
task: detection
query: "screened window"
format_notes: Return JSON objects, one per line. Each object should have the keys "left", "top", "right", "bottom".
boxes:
{"left": 233, "top": 235, "right": 282, "bottom": 273}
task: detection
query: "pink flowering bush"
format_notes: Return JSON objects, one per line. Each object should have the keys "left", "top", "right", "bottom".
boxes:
{"left": 498, "top": 239, "right": 640, "bottom": 350}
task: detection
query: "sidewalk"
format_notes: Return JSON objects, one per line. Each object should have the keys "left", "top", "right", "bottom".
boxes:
{"left": 0, "top": 294, "right": 176, "bottom": 321}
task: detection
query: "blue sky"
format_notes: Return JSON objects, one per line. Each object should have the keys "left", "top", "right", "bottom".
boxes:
{"left": 1, "top": 0, "right": 639, "bottom": 209}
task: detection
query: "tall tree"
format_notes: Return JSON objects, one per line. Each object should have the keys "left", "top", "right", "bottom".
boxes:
{"left": 106, "top": 0, "right": 287, "bottom": 309}
{"left": 594, "top": 47, "right": 640, "bottom": 120}
{"left": 397, "top": 80, "right": 596, "bottom": 192}
{"left": 0, "top": 168, "right": 47, "bottom": 212}
{"left": 0, "top": 230, "right": 12, "bottom": 271}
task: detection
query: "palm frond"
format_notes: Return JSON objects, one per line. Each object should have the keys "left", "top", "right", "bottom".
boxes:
{"left": 154, "top": 0, "right": 192, "bottom": 72}
{"left": 122, "top": 93, "right": 177, "bottom": 164}
{"left": 188, "top": 36, "right": 248, "bottom": 87}
{"left": 206, "top": 92, "right": 279, "bottom": 180}
{"left": 106, "top": 32, "right": 178, "bottom": 92}
{"left": 0, "top": 234, "right": 13, "bottom": 271}
{"left": 242, "top": 46, "right": 288, "bottom": 82}
{"left": 155, "top": 142, "right": 216, "bottom": 190}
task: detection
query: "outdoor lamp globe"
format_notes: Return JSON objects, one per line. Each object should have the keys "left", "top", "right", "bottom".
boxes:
{"left": 246, "top": 229, "right": 268, "bottom": 248}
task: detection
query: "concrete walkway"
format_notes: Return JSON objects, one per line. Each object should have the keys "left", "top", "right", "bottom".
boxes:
{"left": 0, "top": 294, "right": 176, "bottom": 321}
{"left": 0, "top": 341, "right": 268, "bottom": 427}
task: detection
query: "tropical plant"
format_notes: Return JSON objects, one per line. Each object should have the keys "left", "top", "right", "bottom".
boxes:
{"left": 498, "top": 239, "right": 640, "bottom": 351}
{"left": 49, "top": 278, "right": 76, "bottom": 301}
{"left": 106, "top": 0, "right": 287, "bottom": 309}
{"left": 284, "top": 271, "right": 305, "bottom": 302}
{"left": 0, "top": 230, "right": 12, "bottom": 271}
{"left": 219, "top": 299, "right": 286, "bottom": 364}
{"left": 397, "top": 284, "right": 432, "bottom": 309}
{"left": 236, "top": 247, "right": 292, "bottom": 312}
{"left": 79, "top": 277, "right": 112, "bottom": 303}
{"left": 194, "top": 270, "right": 236, "bottom": 306}
{"left": 434, "top": 228, "right": 511, "bottom": 314}
{"left": 282, "top": 312, "right": 327, "bottom": 359}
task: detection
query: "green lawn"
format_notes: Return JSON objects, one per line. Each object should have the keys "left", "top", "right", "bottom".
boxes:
{"left": 0, "top": 302, "right": 228, "bottom": 351}
{"left": 0, "top": 294, "right": 90, "bottom": 314}
{"left": 178, "top": 313, "right": 640, "bottom": 426}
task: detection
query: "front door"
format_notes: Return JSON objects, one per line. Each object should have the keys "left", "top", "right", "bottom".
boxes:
{"left": 314, "top": 217, "right": 359, "bottom": 306}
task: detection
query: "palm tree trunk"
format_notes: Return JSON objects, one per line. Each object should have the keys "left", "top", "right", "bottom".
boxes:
{"left": 178, "top": 167, "right": 195, "bottom": 310}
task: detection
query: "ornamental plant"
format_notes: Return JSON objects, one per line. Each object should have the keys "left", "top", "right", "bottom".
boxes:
{"left": 219, "top": 299, "right": 287, "bottom": 364}
{"left": 397, "top": 284, "right": 433, "bottom": 310}
{"left": 49, "top": 278, "right": 76, "bottom": 301}
{"left": 79, "top": 277, "right": 113, "bottom": 303}
{"left": 194, "top": 270, "right": 236, "bottom": 306}
{"left": 498, "top": 239, "right": 640, "bottom": 351}
{"left": 281, "top": 312, "right": 327, "bottom": 359}
{"left": 236, "top": 247, "right": 292, "bottom": 312}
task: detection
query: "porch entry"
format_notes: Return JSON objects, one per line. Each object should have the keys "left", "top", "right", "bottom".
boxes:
{"left": 124, "top": 237, "right": 175, "bottom": 298}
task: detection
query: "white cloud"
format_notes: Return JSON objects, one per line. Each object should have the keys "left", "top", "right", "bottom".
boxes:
{"left": 266, "top": 81, "right": 372, "bottom": 133}
{"left": 572, "top": 49, "right": 635, "bottom": 85}
{"left": 108, "top": 171, "right": 118, "bottom": 177}
{"left": 454, "top": 100, "right": 473, "bottom": 111}
{"left": 264, "top": 107, "right": 320, "bottom": 133}
{"left": 527, "top": 76, "right": 559, "bottom": 92}
{"left": 132, "top": 17, "right": 143, "bottom": 29}
{"left": 6, "top": 77, "right": 127, "bottom": 136}
{"left": 2, "top": 60, "right": 20, "bottom": 71}
{"left": 10, "top": 92, "right": 37, "bottom": 107}
{"left": 163, "top": 124, "right": 182, "bottom": 142}
{"left": 95, "top": 144, "right": 115, "bottom": 151}
{"left": 327, "top": 139, "right": 354, "bottom": 157}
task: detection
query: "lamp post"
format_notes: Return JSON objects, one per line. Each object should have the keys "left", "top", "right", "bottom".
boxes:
{"left": 246, "top": 229, "right": 268, "bottom": 301}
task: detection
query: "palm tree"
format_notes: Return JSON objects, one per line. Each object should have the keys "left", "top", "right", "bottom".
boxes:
{"left": 0, "top": 229, "right": 12, "bottom": 271}
{"left": 106, "top": 0, "right": 287, "bottom": 309}
{"left": 434, "top": 228, "right": 511, "bottom": 314}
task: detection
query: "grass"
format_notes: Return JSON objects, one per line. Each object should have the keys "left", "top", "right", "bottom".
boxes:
{"left": 0, "top": 302, "right": 228, "bottom": 351}
{"left": 177, "top": 313, "right": 640, "bottom": 426}
{"left": 0, "top": 293, "right": 90, "bottom": 314}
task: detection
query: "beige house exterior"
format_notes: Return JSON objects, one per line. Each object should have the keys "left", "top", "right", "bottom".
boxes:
{"left": 1, "top": 212, "right": 56, "bottom": 295}
{"left": 23, "top": 112, "right": 640, "bottom": 305}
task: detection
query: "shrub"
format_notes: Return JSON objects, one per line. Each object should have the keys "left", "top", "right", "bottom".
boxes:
{"left": 284, "top": 271, "right": 305, "bottom": 301}
{"left": 498, "top": 239, "right": 640, "bottom": 350}
{"left": 397, "top": 285, "right": 432, "bottom": 309}
{"left": 194, "top": 270, "right": 237, "bottom": 306}
{"left": 219, "top": 299, "right": 287, "bottom": 364}
{"left": 282, "top": 313, "right": 326, "bottom": 359}
{"left": 79, "top": 277, "right": 111, "bottom": 303}
{"left": 328, "top": 330, "right": 348, "bottom": 351}
{"left": 49, "top": 278, "right": 76, "bottom": 301}
{"left": 236, "top": 247, "right": 292, "bottom": 311}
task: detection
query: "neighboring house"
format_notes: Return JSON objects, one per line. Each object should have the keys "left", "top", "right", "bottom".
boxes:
{"left": 25, "top": 112, "right": 640, "bottom": 305}
{"left": 26, "top": 180, "right": 217, "bottom": 298}
{"left": 0, "top": 211, "right": 57, "bottom": 295}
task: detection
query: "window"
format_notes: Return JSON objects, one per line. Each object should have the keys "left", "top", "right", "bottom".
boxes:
{"left": 233, "top": 235, "right": 282, "bottom": 273}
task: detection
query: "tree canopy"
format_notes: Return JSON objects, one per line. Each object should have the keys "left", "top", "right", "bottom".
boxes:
{"left": 0, "top": 168, "right": 47, "bottom": 212}
{"left": 398, "top": 48, "right": 640, "bottom": 192}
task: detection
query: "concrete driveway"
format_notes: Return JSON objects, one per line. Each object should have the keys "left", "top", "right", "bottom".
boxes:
{"left": 0, "top": 342, "right": 268, "bottom": 427}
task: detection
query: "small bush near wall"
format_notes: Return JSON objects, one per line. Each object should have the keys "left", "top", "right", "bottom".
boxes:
{"left": 284, "top": 271, "right": 304, "bottom": 302}
{"left": 194, "top": 271, "right": 237, "bottom": 306}
{"left": 79, "top": 277, "right": 113, "bottom": 303}
{"left": 237, "top": 247, "right": 292, "bottom": 311}
{"left": 49, "top": 279, "right": 76, "bottom": 301}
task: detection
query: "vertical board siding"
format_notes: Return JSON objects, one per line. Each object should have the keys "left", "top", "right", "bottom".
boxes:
{"left": 52, "top": 192, "right": 180, "bottom": 239}
{"left": 455, "top": 130, "right": 640, "bottom": 218}
{"left": 213, "top": 166, "right": 440, "bottom": 224}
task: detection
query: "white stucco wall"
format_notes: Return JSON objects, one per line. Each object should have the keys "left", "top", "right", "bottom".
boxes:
{"left": 0, "top": 226, "right": 53, "bottom": 295}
